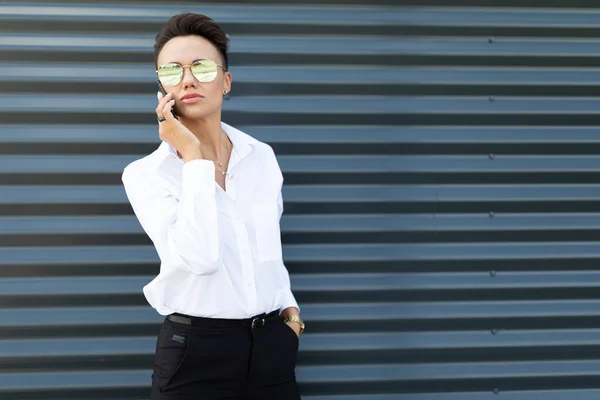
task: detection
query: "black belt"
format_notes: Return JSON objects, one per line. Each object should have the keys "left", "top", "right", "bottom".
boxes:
{"left": 166, "top": 310, "right": 280, "bottom": 329}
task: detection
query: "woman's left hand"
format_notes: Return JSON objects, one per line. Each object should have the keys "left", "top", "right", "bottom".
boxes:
{"left": 286, "top": 321, "right": 301, "bottom": 337}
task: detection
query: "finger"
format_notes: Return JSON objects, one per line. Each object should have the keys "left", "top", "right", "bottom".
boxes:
{"left": 161, "top": 99, "right": 176, "bottom": 121}
{"left": 155, "top": 92, "right": 173, "bottom": 116}
{"left": 157, "top": 92, "right": 171, "bottom": 109}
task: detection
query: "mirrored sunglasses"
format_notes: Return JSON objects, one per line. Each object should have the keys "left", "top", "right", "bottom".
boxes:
{"left": 156, "top": 59, "right": 226, "bottom": 87}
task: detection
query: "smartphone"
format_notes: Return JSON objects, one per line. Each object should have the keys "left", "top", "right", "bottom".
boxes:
{"left": 158, "top": 81, "right": 178, "bottom": 119}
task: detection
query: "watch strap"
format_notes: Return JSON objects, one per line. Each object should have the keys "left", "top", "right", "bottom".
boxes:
{"left": 284, "top": 314, "right": 305, "bottom": 334}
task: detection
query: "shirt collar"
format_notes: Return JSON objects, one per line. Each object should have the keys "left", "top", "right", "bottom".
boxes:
{"left": 156, "top": 121, "right": 255, "bottom": 170}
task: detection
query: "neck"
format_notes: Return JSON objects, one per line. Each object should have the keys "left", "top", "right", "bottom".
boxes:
{"left": 180, "top": 113, "right": 228, "bottom": 161}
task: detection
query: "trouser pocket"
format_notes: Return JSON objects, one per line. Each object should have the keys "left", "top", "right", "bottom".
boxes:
{"left": 153, "top": 320, "right": 190, "bottom": 392}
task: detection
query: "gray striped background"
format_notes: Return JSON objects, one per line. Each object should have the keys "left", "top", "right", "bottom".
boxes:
{"left": 3, "top": 1, "right": 600, "bottom": 399}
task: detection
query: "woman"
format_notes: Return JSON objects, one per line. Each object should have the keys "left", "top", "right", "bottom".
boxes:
{"left": 122, "top": 13, "right": 304, "bottom": 400}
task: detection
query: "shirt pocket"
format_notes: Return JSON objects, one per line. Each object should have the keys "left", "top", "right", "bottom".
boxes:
{"left": 251, "top": 202, "right": 283, "bottom": 262}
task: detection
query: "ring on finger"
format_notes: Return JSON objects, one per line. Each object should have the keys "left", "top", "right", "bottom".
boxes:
{"left": 157, "top": 115, "right": 166, "bottom": 123}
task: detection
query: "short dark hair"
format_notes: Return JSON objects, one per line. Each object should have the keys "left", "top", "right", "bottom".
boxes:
{"left": 154, "top": 13, "right": 229, "bottom": 70}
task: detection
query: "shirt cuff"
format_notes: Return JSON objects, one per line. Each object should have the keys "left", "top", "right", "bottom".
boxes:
{"left": 181, "top": 159, "right": 215, "bottom": 197}
{"left": 279, "top": 289, "right": 300, "bottom": 314}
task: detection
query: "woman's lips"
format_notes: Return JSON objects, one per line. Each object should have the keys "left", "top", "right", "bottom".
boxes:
{"left": 181, "top": 95, "right": 203, "bottom": 104}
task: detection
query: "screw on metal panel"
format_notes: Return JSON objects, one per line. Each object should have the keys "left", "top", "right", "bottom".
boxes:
{"left": 490, "top": 270, "right": 496, "bottom": 277}
{"left": 493, "top": 388, "right": 500, "bottom": 395}
{"left": 489, "top": 153, "right": 495, "bottom": 160}
{"left": 489, "top": 211, "right": 495, "bottom": 218}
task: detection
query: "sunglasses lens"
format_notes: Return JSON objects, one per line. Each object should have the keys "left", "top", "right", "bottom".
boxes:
{"left": 157, "top": 63, "right": 183, "bottom": 86}
{"left": 191, "top": 60, "right": 218, "bottom": 83}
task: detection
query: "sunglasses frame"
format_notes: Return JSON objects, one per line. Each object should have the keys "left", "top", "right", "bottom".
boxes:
{"left": 156, "top": 59, "right": 227, "bottom": 87}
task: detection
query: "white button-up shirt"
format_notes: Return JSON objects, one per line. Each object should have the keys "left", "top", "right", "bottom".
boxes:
{"left": 122, "top": 122, "right": 298, "bottom": 319}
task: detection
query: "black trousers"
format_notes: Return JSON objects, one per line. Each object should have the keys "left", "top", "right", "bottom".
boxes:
{"left": 150, "top": 310, "right": 301, "bottom": 399}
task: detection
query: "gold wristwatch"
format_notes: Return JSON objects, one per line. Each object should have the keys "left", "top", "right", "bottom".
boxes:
{"left": 284, "top": 314, "right": 305, "bottom": 335}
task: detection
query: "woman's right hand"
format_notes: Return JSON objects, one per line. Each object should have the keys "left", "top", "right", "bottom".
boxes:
{"left": 156, "top": 91, "right": 202, "bottom": 162}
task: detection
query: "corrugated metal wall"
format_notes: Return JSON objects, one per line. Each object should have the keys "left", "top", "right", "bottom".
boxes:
{"left": 3, "top": 1, "right": 600, "bottom": 399}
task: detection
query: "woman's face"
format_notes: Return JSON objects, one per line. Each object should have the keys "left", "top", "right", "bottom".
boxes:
{"left": 156, "top": 35, "right": 231, "bottom": 120}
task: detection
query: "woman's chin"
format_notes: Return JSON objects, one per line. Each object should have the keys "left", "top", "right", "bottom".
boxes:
{"left": 178, "top": 105, "right": 220, "bottom": 120}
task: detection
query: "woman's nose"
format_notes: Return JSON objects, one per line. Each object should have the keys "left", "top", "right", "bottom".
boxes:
{"left": 180, "top": 66, "right": 197, "bottom": 86}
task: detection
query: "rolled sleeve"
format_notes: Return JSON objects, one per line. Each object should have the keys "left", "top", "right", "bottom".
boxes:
{"left": 280, "top": 287, "right": 300, "bottom": 314}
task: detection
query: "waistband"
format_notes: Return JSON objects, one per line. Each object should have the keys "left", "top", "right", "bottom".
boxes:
{"left": 166, "top": 310, "right": 280, "bottom": 329}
